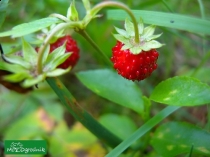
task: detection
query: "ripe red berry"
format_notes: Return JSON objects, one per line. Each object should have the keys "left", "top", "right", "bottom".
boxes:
{"left": 111, "top": 41, "right": 159, "bottom": 81}
{"left": 111, "top": 19, "right": 163, "bottom": 81}
{"left": 50, "top": 35, "right": 80, "bottom": 69}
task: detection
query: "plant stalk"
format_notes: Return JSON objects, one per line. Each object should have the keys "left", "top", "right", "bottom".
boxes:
{"left": 46, "top": 77, "right": 122, "bottom": 148}
{"left": 89, "top": 1, "right": 140, "bottom": 43}
{"left": 77, "top": 30, "right": 113, "bottom": 67}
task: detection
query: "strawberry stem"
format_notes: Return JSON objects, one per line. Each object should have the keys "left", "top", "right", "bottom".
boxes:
{"left": 49, "top": 13, "right": 70, "bottom": 22}
{"left": 77, "top": 30, "right": 113, "bottom": 67}
{"left": 89, "top": 1, "right": 140, "bottom": 44}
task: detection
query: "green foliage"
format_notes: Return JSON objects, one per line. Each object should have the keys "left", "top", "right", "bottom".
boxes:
{"left": 0, "top": 17, "right": 61, "bottom": 37}
{"left": 0, "top": 0, "right": 210, "bottom": 157}
{"left": 99, "top": 114, "right": 137, "bottom": 139}
{"left": 150, "top": 76, "right": 210, "bottom": 106}
{"left": 107, "top": 10, "right": 210, "bottom": 35}
{"left": 151, "top": 122, "right": 210, "bottom": 156}
{"left": 76, "top": 69, "right": 144, "bottom": 115}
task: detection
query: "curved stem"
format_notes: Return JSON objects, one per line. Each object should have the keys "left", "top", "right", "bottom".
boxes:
{"left": 37, "top": 21, "right": 81, "bottom": 74}
{"left": 77, "top": 30, "right": 113, "bottom": 67}
{"left": 89, "top": 1, "right": 140, "bottom": 43}
{"left": 49, "top": 13, "right": 70, "bottom": 22}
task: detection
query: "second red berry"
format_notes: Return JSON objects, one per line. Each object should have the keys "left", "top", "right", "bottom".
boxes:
{"left": 50, "top": 35, "right": 80, "bottom": 69}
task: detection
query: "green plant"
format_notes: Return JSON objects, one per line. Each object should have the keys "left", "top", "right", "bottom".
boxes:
{"left": 0, "top": 0, "right": 210, "bottom": 156}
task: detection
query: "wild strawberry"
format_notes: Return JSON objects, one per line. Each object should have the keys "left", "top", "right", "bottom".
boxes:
{"left": 111, "top": 19, "right": 163, "bottom": 81}
{"left": 111, "top": 41, "right": 159, "bottom": 81}
{"left": 50, "top": 35, "right": 80, "bottom": 69}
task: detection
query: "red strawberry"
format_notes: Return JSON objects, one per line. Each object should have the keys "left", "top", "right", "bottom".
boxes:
{"left": 50, "top": 35, "right": 80, "bottom": 69}
{"left": 111, "top": 41, "right": 159, "bottom": 81}
{"left": 111, "top": 19, "right": 163, "bottom": 81}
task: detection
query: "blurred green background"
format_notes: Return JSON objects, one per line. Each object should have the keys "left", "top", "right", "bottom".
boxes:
{"left": 0, "top": 0, "right": 210, "bottom": 156}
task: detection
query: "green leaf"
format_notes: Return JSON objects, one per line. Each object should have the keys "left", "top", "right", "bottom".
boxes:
{"left": 76, "top": 69, "right": 144, "bottom": 114}
{"left": 124, "top": 19, "right": 134, "bottom": 36}
{"left": 151, "top": 122, "right": 210, "bottom": 156}
{"left": 22, "top": 38, "right": 38, "bottom": 65}
{"left": 46, "top": 68, "right": 70, "bottom": 77}
{"left": 150, "top": 76, "right": 210, "bottom": 106}
{"left": 107, "top": 10, "right": 210, "bottom": 35}
{"left": 0, "top": 17, "right": 61, "bottom": 38}
{"left": 0, "top": 0, "right": 8, "bottom": 29}
{"left": 99, "top": 114, "right": 137, "bottom": 140}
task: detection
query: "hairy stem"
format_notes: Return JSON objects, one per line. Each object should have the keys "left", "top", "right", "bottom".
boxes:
{"left": 89, "top": 1, "right": 140, "bottom": 43}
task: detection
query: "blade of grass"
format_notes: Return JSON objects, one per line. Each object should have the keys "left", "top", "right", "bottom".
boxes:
{"left": 0, "top": 0, "right": 9, "bottom": 28}
{"left": 107, "top": 10, "right": 210, "bottom": 35}
{"left": 106, "top": 106, "right": 180, "bottom": 157}
{"left": 197, "top": 0, "right": 206, "bottom": 54}
{"left": 46, "top": 77, "right": 122, "bottom": 148}
{"left": 161, "top": 0, "right": 174, "bottom": 13}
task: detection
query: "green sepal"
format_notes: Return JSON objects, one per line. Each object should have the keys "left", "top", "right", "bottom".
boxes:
{"left": 67, "top": 0, "right": 79, "bottom": 21}
{"left": 0, "top": 61, "right": 27, "bottom": 73}
{"left": 41, "top": 45, "right": 50, "bottom": 65}
{"left": 44, "top": 42, "right": 66, "bottom": 66}
{"left": 46, "top": 68, "right": 71, "bottom": 77}
{"left": 142, "top": 25, "right": 156, "bottom": 38}
{"left": 141, "top": 40, "right": 164, "bottom": 51}
{"left": 82, "top": 0, "right": 91, "bottom": 12}
{"left": 113, "top": 19, "right": 164, "bottom": 54}
{"left": 124, "top": 18, "right": 134, "bottom": 36}
{"left": 113, "top": 34, "right": 128, "bottom": 44}
{"left": 3, "top": 73, "right": 29, "bottom": 83}
{"left": 22, "top": 38, "right": 38, "bottom": 65}
{"left": 44, "top": 53, "right": 71, "bottom": 71}
{"left": 3, "top": 54, "right": 31, "bottom": 68}
{"left": 138, "top": 18, "right": 144, "bottom": 34}
{"left": 22, "top": 74, "right": 46, "bottom": 88}
{"left": 114, "top": 27, "right": 129, "bottom": 38}
{"left": 121, "top": 43, "right": 133, "bottom": 51}
{"left": 146, "top": 33, "right": 162, "bottom": 41}
{"left": 130, "top": 47, "right": 142, "bottom": 55}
